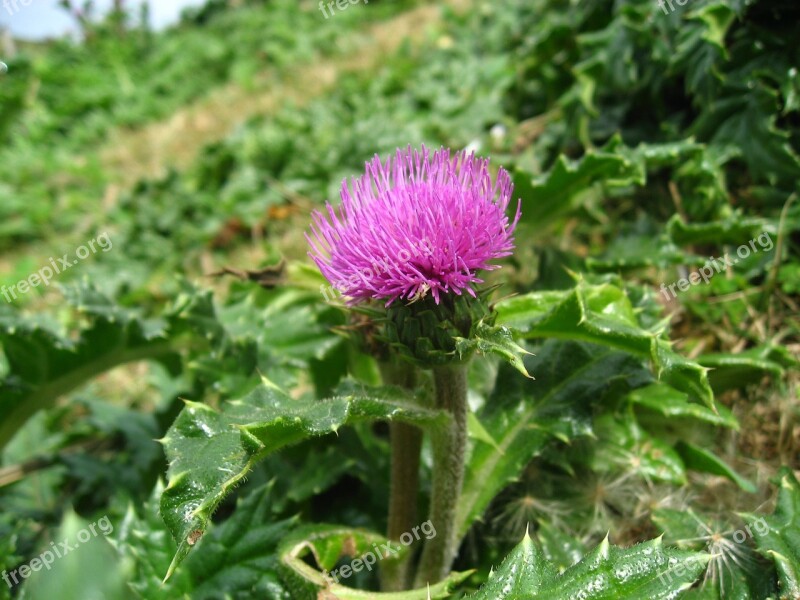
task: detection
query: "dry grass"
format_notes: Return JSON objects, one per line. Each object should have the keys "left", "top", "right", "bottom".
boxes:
{"left": 1, "top": 1, "right": 468, "bottom": 276}
{"left": 100, "top": 2, "right": 460, "bottom": 188}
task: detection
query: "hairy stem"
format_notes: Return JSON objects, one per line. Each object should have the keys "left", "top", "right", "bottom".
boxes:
{"left": 415, "top": 363, "right": 468, "bottom": 586}
{"left": 379, "top": 361, "right": 422, "bottom": 591}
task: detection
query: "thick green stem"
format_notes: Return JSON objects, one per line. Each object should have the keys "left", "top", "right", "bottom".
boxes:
{"left": 415, "top": 363, "right": 468, "bottom": 586}
{"left": 382, "top": 421, "right": 422, "bottom": 590}
{"left": 379, "top": 362, "right": 422, "bottom": 592}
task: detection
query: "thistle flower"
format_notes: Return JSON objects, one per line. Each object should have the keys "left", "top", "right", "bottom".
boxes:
{"left": 306, "top": 146, "right": 520, "bottom": 306}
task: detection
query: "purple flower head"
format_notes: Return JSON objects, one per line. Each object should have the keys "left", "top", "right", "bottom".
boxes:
{"left": 306, "top": 146, "right": 520, "bottom": 306}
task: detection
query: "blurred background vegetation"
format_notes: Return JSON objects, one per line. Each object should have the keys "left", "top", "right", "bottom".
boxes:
{"left": 0, "top": 0, "right": 798, "bottom": 598}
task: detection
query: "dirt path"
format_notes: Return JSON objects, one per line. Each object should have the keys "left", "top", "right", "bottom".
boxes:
{"left": 100, "top": 2, "right": 463, "bottom": 187}
{"left": 1, "top": 1, "right": 467, "bottom": 277}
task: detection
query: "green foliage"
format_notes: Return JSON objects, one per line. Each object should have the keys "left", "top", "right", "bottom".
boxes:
{"left": 458, "top": 340, "right": 652, "bottom": 539}
{"left": 471, "top": 533, "right": 709, "bottom": 599}
{"left": 0, "top": 282, "right": 249, "bottom": 452}
{"left": 625, "top": 383, "right": 737, "bottom": 429}
{"left": 278, "top": 525, "right": 471, "bottom": 598}
{"left": 495, "top": 280, "right": 714, "bottom": 407}
{"left": 160, "top": 379, "right": 448, "bottom": 577}
{"left": 22, "top": 510, "right": 130, "bottom": 600}
{"left": 513, "top": 136, "right": 644, "bottom": 229}
{"left": 675, "top": 441, "right": 756, "bottom": 493}
{"left": 744, "top": 469, "right": 800, "bottom": 599}
{"left": 1, "top": 0, "right": 797, "bottom": 597}
{"left": 114, "top": 480, "right": 296, "bottom": 599}
{"left": 651, "top": 470, "right": 800, "bottom": 599}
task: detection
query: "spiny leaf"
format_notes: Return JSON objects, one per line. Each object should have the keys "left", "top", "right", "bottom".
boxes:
{"left": 0, "top": 282, "right": 234, "bottom": 452}
{"left": 114, "top": 481, "right": 294, "bottom": 599}
{"left": 471, "top": 535, "right": 709, "bottom": 600}
{"left": 675, "top": 441, "right": 756, "bottom": 493}
{"left": 699, "top": 345, "right": 798, "bottom": 394}
{"left": 469, "top": 530, "right": 557, "bottom": 598}
{"left": 693, "top": 84, "right": 800, "bottom": 185}
{"left": 513, "top": 135, "right": 644, "bottom": 229}
{"left": 743, "top": 468, "right": 800, "bottom": 599}
{"left": 456, "top": 341, "right": 651, "bottom": 538}
{"left": 159, "top": 379, "right": 449, "bottom": 579}
{"left": 666, "top": 214, "right": 771, "bottom": 246}
{"left": 495, "top": 280, "right": 715, "bottom": 408}
{"left": 455, "top": 320, "right": 533, "bottom": 378}
{"left": 626, "top": 383, "right": 738, "bottom": 429}
{"left": 534, "top": 537, "right": 709, "bottom": 599}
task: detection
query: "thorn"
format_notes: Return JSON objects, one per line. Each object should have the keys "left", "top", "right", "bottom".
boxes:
{"left": 258, "top": 371, "right": 282, "bottom": 391}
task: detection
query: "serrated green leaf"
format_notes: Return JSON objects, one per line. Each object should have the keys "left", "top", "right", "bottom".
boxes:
{"left": 0, "top": 288, "right": 173, "bottom": 453}
{"left": 631, "top": 139, "right": 705, "bottom": 165}
{"left": 627, "top": 383, "right": 738, "bottom": 429}
{"left": 495, "top": 280, "right": 715, "bottom": 408}
{"left": 469, "top": 531, "right": 557, "bottom": 599}
{"left": 743, "top": 468, "right": 800, "bottom": 599}
{"left": 693, "top": 85, "right": 800, "bottom": 185}
{"left": 514, "top": 135, "right": 644, "bottom": 229}
{"left": 535, "top": 537, "right": 708, "bottom": 599}
{"left": 112, "top": 482, "right": 194, "bottom": 599}
{"left": 115, "top": 481, "right": 294, "bottom": 599}
{"left": 184, "top": 483, "right": 295, "bottom": 600}
{"left": 699, "top": 345, "right": 797, "bottom": 393}
{"left": 456, "top": 340, "right": 651, "bottom": 538}
{"left": 455, "top": 320, "right": 533, "bottom": 378}
{"left": 675, "top": 440, "right": 756, "bottom": 493}
{"left": 160, "top": 379, "right": 449, "bottom": 579}
{"left": 691, "top": 3, "right": 737, "bottom": 50}
{"left": 0, "top": 282, "right": 243, "bottom": 452}
{"left": 666, "top": 214, "right": 771, "bottom": 247}
{"left": 472, "top": 535, "right": 709, "bottom": 600}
